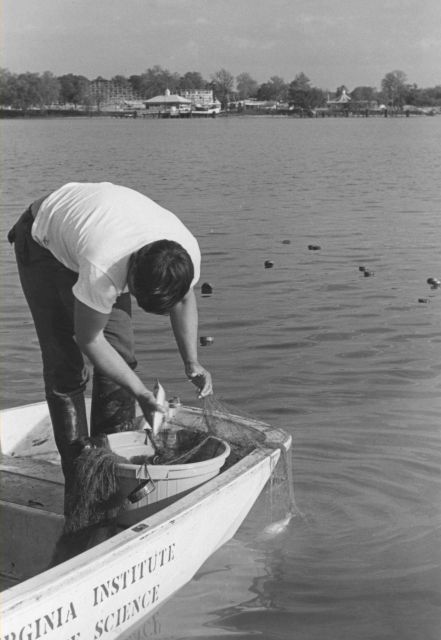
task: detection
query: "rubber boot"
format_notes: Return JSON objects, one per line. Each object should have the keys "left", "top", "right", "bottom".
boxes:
{"left": 46, "top": 390, "right": 89, "bottom": 515}
{"left": 90, "top": 370, "right": 137, "bottom": 437}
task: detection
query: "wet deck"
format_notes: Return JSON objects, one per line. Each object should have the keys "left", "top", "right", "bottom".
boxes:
{"left": 0, "top": 453, "right": 64, "bottom": 514}
{"left": 0, "top": 454, "right": 65, "bottom": 587}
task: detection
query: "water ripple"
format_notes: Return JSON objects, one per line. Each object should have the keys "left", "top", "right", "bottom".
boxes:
{"left": 2, "top": 116, "right": 441, "bottom": 640}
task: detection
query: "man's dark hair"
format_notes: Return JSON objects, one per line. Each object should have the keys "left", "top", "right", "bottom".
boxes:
{"left": 129, "top": 240, "right": 194, "bottom": 314}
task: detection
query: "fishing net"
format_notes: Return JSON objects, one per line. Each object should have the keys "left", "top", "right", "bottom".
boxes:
{"left": 169, "top": 394, "right": 301, "bottom": 535}
{"left": 64, "top": 435, "right": 127, "bottom": 534}
{"left": 64, "top": 395, "right": 299, "bottom": 542}
{"left": 168, "top": 395, "right": 266, "bottom": 460}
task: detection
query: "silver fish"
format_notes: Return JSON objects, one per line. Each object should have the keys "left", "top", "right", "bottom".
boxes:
{"left": 257, "top": 511, "right": 294, "bottom": 542}
{"left": 148, "top": 379, "right": 166, "bottom": 436}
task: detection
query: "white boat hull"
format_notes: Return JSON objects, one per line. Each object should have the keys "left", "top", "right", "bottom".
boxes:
{"left": 0, "top": 401, "right": 290, "bottom": 640}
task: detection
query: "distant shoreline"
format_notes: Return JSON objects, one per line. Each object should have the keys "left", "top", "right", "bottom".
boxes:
{"left": 1, "top": 108, "right": 437, "bottom": 120}
{"left": 0, "top": 108, "right": 104, "bottom": 119}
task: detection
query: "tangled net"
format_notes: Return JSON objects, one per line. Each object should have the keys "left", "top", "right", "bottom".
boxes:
{"left": 64, "top": 395, "right": 299, "bottom": 537}
{"left": 173, "top": 395, "right": 300, "bottom": 532}
{"left": 64, "top": 435, "right": 126, "bottom": 534}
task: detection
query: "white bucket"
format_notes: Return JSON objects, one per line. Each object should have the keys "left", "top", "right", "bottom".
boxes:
{"left": 108, "top": 430, "right": 230, "bottom": 523}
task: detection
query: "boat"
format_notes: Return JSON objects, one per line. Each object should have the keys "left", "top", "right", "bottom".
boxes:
{"left": 0, "top": 396, "right": 291, "bottom": 640}
{"left": 191, "top": 104, "right": 222, "bottom": 117}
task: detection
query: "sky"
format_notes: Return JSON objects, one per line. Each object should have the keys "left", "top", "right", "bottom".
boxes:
{"left": 2, "top": 0, "right": 440, "bottom": 91}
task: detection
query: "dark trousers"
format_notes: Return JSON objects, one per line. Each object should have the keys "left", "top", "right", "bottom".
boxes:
{"left": 8, "top": 207, "right": 137, "bottom": 507}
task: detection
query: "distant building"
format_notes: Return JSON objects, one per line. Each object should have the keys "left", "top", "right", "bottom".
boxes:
{"left": 144, "top": 89, "right": 221, "bottom": 117}
{"left": 89, "top": 78, "right": 140, "bottom": 110}
{"left": 144, "top": 89, "right": 192, "bottom": 117}
{"left": 326, "top": 89, "right": 351, "bottom": 112}
{"left": 180, "top": 90, "right": 220, "bottom": 110}
{"left": 229, "top": 98, "right": 278, "bottom": 110}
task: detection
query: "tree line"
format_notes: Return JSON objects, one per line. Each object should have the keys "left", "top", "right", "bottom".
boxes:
{"left": 1, "top": 65, "right": 440, "bottom": 111}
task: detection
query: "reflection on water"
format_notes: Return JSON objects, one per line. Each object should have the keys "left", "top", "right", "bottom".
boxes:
{"left": 1, "top": 116, "right": 441, "bottom": 639}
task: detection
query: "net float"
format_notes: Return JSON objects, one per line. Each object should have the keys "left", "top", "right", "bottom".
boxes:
{"left": 201, "top": 282, "right": 213, "bottom": 295}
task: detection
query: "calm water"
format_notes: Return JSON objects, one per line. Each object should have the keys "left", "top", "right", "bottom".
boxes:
{"left": 1, "top": 115, "right": 440, "bottom": 639}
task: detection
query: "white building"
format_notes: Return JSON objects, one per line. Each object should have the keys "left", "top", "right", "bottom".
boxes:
{"left": 180, "top": 90, "right": 220, "bottom": 110}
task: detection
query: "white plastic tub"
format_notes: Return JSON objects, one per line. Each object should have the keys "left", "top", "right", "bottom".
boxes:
{"left": 108, "top": 429, "right": 230, "bottom": 522}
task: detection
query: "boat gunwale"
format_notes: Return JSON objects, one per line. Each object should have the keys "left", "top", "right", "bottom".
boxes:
{"left": 0, "top": 402, "right": 291, "bottom": 456}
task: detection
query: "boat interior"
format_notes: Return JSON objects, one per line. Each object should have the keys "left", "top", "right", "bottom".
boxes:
{"left": 0, "top": 401, "right": 272, "bottom": 591}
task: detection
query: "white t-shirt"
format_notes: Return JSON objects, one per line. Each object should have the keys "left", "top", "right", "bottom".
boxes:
{"left": 32, "top": 182, "right": 201, "bottom": 314}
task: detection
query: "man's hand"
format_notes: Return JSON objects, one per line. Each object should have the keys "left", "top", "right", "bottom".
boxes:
{"left": 137, "top": 391, "right": 167, "bottom": 426}
{"left": 170, "top": 289, "right": 214, "bottom": 399}
{"left": 186, "top": 363, "right": 213, "bottom": 398}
